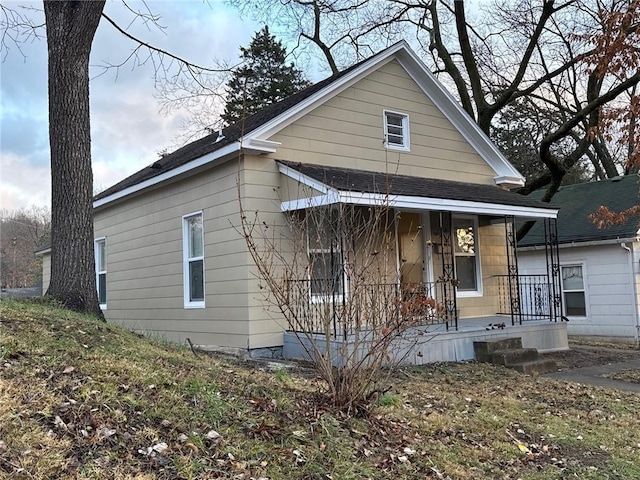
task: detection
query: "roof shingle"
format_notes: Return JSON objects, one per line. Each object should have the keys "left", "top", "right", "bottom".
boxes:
{"left": 519, "top": 175, "right": 640, "bottom": 247}
{"left": 278, "top": 160, "right": 554, "bottom": 211}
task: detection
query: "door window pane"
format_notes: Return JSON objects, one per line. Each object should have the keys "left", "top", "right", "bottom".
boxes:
{"left": 455, "top": 256, "right": 477, "bottom": 291}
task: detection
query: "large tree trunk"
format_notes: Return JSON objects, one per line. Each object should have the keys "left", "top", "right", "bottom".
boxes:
{"left": 44, "top": 0, "right": 106, "bottom": 319}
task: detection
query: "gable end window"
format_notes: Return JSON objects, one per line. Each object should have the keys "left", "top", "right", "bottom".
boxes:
{"left": 94, "top": 238, "right": 107, "bottom": 309}
{"left": 383, "top": 110, "right": 410, "bottom": 151}
{"left": 183, "top": 212, "right": 205, "bottom": 308}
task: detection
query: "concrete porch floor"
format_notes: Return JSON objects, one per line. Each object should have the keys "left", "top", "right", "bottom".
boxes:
{"left": 283, "top": 316, "right": 569, "bottom": 365}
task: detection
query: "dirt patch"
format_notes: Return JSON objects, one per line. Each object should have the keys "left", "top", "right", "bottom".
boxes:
{"left": 607, "top": 368, "right": 640, "bottom": 384}
{"left": 542, "top": 345, "right": 640, "bottom": 370}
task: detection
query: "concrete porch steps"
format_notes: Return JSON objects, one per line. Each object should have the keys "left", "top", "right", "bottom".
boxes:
{"left": 473, "top": 337, "right": 557, "bottom": 375}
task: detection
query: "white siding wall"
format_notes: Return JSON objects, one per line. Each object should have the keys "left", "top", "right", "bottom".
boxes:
{"left": 518, "top": 242, "right": 640, "bottom": 341}
{"left": 41, "top": 253, "right": 51, "bottom": 294}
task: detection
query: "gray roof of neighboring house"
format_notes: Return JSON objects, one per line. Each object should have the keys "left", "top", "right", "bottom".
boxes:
{"left": 519, "top": 175, "right": 640, "bottom": 247}
{"left": 94, "top": 48, "right": 390, "bottom": 202}
{"left": 278, "top": 160, "right": 554, "bottom": 211}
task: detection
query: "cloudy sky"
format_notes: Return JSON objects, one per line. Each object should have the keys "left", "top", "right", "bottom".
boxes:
{"left": 1, "top": 0, "right": 270, "bottom": 210}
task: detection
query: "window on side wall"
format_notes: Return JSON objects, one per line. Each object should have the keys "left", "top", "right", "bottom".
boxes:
{"left": 307, "top": 209, "right": 345, "bottom": 301}
{"left": 183, "top": 212, "right": 205, "bottom": 308}
{"left": 383, "top": 110, "right": 410, "bottom": 151}
{"left": 561, "top": 265, "right": 586, "bottom": 316}
{"left": 94, "top": 238, "right": 107, "bottom": 309}
{"left": 453, "top": 216, "right": 481, "bottom": 295}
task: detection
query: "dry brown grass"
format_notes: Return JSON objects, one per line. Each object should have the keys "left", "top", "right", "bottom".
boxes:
{"left": 2, "top": 298, "right": 639, "bottom": 479}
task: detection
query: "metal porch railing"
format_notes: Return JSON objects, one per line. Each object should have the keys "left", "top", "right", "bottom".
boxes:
{"left": 285, "top": 280, "right": 457, "bottom": 340}
{"left": 496, "top": 274, "right": 553, "bottom": 323}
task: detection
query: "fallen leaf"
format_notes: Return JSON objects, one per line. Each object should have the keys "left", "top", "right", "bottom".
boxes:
{"left": 63, "top": 366, "right": 75, "bottom": 374}
{"left": 152, "top": 442, "right": 168, "bottom": 453}
{"left": 185, "top": 442, "right": 199, "bottom": 454}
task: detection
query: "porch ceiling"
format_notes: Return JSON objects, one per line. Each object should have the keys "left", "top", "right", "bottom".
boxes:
{"left": 278, "top": 160, "right": 557, "bottom": 219}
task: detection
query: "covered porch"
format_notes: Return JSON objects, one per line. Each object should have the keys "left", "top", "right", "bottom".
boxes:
{"left": 276, "top": 160, "right": 567, "bottom": 363}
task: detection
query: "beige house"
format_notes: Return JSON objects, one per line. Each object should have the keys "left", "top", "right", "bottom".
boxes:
{"left": 42, "top": 42, "right": 567, "bottom": 361}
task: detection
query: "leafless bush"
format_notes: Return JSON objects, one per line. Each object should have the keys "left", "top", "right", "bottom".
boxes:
{"left": 239, "top": 191, "right": 438, "bottom": 412}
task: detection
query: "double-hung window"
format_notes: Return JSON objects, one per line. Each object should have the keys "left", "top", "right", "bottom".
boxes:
{"left": 453, "top": 216, "right": 481, "bottom": 295}
{"left": 307, "top": 210, "right": 344, "bottom": 301}
{"left": 561, "top": 265, "right": 586, "bottom": 316}
{"left": 94, "top": 238, "right": 107, "bottom": 308}
{"left": 183, "top": 212, "right": 205, "bottom": 308}
{"left": 383, "top": 110, "right": 410, "bottom": 151}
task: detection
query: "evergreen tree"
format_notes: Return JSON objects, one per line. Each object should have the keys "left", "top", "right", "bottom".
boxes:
{"left": 221, "top": 26, "right": 309, "bottom": 125}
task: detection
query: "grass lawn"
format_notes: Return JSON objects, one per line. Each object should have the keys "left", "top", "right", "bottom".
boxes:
{"left": 1, "top": 299, "right": 639, "bottom": 479}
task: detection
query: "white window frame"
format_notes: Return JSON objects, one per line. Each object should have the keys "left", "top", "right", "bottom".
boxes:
{"left": 94, "top": 237, "right": 107, "bottom": 309}
{"left": 383, "top": 110, "right": 410, "bottom": 152}
{"left": 307, "top": 210, "right": 347, "bottom": 303}
{"left": 452, "top": 215, "right": 483, "bottom": 298}
{"left": 182, "top": 211, "right": 205, "bottom": 309}
{"left": 561, "top": 263, "right": 587, "bottom": 318}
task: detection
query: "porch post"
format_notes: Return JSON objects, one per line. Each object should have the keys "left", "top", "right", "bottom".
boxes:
{"left": 544, "top": 218, "right": 563, "bottom": 322}
{"left": 504, "top": 216, "right": 522, "bottom": 325}
{"left": 439, "top": 211, "right": 458, "bottom": 330}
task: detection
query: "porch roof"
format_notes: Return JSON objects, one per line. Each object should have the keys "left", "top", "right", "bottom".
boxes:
{"left": 278, "top": 161, "right": 557, "bottom": 219}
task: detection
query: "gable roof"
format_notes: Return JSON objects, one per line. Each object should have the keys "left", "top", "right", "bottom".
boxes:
{"left": 519, "top": 175, "right": 640, "bottom": 247}
{"left": 95, "top": 41, "right": 525, "bottom": 209}
{"left": 278, "top": 160, "right": 556, "bottom": 219}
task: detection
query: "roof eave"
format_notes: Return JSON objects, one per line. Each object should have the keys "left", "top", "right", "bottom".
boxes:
{"left": 281, "top": 189, "right": 557, "bottom": 219}
{"left": 519, "top": 236, "right": 640, "bottom": 251}
{"left": 494, "top": 175, "right": 525, "bottom": 188}
{"left": 93, "top": 141, "right": 242, "bottom": 209}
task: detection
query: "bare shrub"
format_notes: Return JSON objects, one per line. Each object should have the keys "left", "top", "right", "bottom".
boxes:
{"left": 239, "top": 191, "right": 439, "bottom": 412}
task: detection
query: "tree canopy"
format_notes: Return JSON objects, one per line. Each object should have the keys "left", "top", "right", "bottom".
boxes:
{"left": 221, "top": 26, "right": 309, "bottom": 125}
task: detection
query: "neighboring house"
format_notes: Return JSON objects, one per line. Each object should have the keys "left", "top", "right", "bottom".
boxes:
{"left": 518, "top": 176, "right": 640, "bottom": 345}
{"left": 40, "top": 41, "right": 568, "bottom": 361}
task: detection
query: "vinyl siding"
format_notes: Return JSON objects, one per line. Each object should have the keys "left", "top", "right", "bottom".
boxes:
{"left": 266, "top": 59, "right": 497, "bottom": 184}
{"left": 93, "top": 158, "right": 253, "bottom": 349}
{"left": 519, "top": 242, "right": 639, "bottom": 339}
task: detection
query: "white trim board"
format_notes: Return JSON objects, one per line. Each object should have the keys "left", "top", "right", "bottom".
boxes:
{"left": 281, "top": 189, "right": 557, "bottom": 219}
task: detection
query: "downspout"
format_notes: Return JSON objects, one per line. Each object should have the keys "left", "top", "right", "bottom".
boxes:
{"left": 621, "top": 242, "right": 640, "bottom": 347}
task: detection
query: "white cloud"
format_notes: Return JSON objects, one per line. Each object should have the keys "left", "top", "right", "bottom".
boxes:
{"left": 0, "top": 0, "right": 261, "bottom": 210}
{"left": 0, "top": 152, "right": 50, "bottom": 210}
